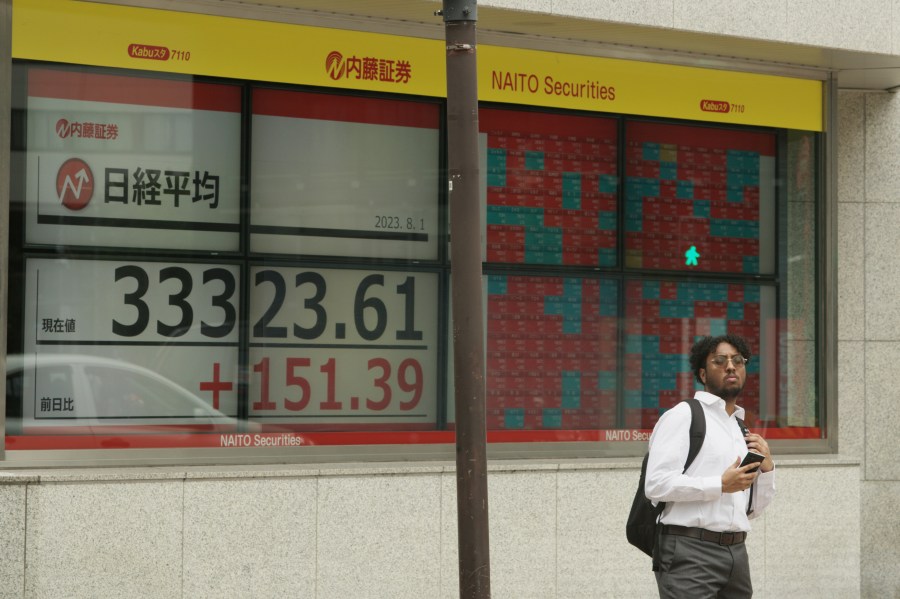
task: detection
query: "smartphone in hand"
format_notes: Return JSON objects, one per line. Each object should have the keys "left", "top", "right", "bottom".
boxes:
{"left": 740, "top": 451, "right": 765, "bottom": 471}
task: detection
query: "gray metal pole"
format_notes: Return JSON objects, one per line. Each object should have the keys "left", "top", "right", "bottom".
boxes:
{"left": 440, "top": 1, "right": 490, "bottom": 597}
{"left": 0, "top": 0, "right": 11, "bottom": 461}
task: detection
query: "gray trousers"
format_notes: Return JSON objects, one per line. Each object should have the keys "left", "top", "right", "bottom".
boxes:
{"left": 655, "top": 532, "right": 753, "bottom": 598}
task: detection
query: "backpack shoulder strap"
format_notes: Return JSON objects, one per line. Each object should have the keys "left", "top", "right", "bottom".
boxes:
{"left": 684, "top": 398, "right": 706, "bottom": 471}
{"left": 734, "top": 415, "right": 755, "bottom": 514}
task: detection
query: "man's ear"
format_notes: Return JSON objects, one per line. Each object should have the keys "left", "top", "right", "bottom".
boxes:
{"left": 699, "top": 368, "right": 706, "bottom": 385}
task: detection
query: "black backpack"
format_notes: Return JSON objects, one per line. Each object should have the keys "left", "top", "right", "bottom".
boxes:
{"left": 626, "top": 398, "right": 705, "bottom": 566}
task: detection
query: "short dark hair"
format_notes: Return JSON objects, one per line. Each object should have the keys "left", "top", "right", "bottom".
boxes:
{"left": 689, "top": 334, "right": 752, "bottom": 384}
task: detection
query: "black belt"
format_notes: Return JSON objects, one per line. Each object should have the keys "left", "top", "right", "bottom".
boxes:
{"left": 661, "top": 525, "right": 746, "bottom": 546}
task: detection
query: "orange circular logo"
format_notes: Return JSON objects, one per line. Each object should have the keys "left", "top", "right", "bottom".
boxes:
{"left": 56, "top": 158, "right": 94, "bottom": 210}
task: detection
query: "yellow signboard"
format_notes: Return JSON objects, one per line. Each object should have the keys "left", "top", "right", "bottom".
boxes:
{"left": 12, "top": 0, "right": 822, "bottom": 131}
{"left": 480, "top": 46, "right": 822, "bottom": 131}
{"left": 11, "top": 0, "right": 445, "bottom": 96}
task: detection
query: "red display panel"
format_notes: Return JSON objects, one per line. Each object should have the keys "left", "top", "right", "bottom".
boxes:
{"left": 625, "top": 121, "right": 776, "bottom": 274}
{"left": 623, "top": 280, "right": 768, "bottom": 430}
{"left": 481, "top": 108, "right": 618, "bottom": 267}
{"left": 485, "top": 275, "right": 618, "bottom": 431}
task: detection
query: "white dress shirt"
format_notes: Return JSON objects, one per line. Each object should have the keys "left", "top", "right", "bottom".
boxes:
{"left": 644, "top": 391, "right": 775, "bottom": 533}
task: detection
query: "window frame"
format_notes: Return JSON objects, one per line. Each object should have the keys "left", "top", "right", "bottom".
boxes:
{"left": 0, "top": 60, "right": 836, "bottom": 467}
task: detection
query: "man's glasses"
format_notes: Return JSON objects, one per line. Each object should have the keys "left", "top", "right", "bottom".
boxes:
{"left": 709, "top": 354, "right": 748, "bottom": 368}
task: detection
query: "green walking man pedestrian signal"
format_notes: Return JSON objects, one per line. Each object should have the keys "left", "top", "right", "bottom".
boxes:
{"left": 685, "top": 245, "right": 700, "bottom": 267}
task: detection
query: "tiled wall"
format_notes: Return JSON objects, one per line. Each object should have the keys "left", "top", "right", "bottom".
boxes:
{"left": 482, "top": 0, "right": 895, "bottom": 53}
{"left": 0, "top": 461, "right": 861, "bottom": 598}
{"left": 839, "top": 89, "right": 900, "bottom": 599}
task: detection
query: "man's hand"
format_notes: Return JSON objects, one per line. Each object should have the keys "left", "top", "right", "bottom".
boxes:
{"left": 721, "top": 457, "right": 760, "bottom": 493}
{"left": 744, "top": 432, "right": 775, "bottom": 473}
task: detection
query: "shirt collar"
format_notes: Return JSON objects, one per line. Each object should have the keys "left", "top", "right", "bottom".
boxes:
{"left": 693, "top": 390, "right": 746, "bottom": 420}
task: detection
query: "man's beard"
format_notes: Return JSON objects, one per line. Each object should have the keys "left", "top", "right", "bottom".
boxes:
{"left": 708, "top": 380, "right": 743, "bottom": 400}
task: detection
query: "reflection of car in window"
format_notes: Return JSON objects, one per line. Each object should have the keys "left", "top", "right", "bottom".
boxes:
{"left": 5, "top": 354, "right": 243, "bottom": 435}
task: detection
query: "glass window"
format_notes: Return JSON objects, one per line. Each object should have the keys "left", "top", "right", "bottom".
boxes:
{"left": 621, "top": 280, "right": 772, "bottom": 430}
{"left": 486, "top": 274, "right": 619, "bottom": 431}
{"left": 21, "top": 68, "right": 242, "bottom": 251}
{"left": 480, "top": 107, "right": 618, "bottom": 267}
{"left": 246, "top": 266, "right": 440, "bottom": 432}
{"left": 7, "top": 64, "right": 444, "bottom": 452}
{"left": 4, "top": 63, "right": 824, "bottom": 460}
{"left": 624, "top": 121, "right": 776, "bottom": 275}
{"left": 249, "top": 88, "right": 440, "bottom": 260}
{"left": 478, "top": 106, "right": 822, "bottom": 445}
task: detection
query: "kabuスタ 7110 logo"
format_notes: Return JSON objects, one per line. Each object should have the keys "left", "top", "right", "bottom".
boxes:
{"left": 700, "top": 99, "right": 746, "bottom": 114}
{"left": 127, "top": 44, "right": 170, "bottom": 61}
{"left": 325, "top": 50, "right": 412, "bottom": 83}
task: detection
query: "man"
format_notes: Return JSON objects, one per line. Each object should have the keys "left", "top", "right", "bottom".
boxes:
{"left": 645, "top": 334, "right": 775, "bottom": 598}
